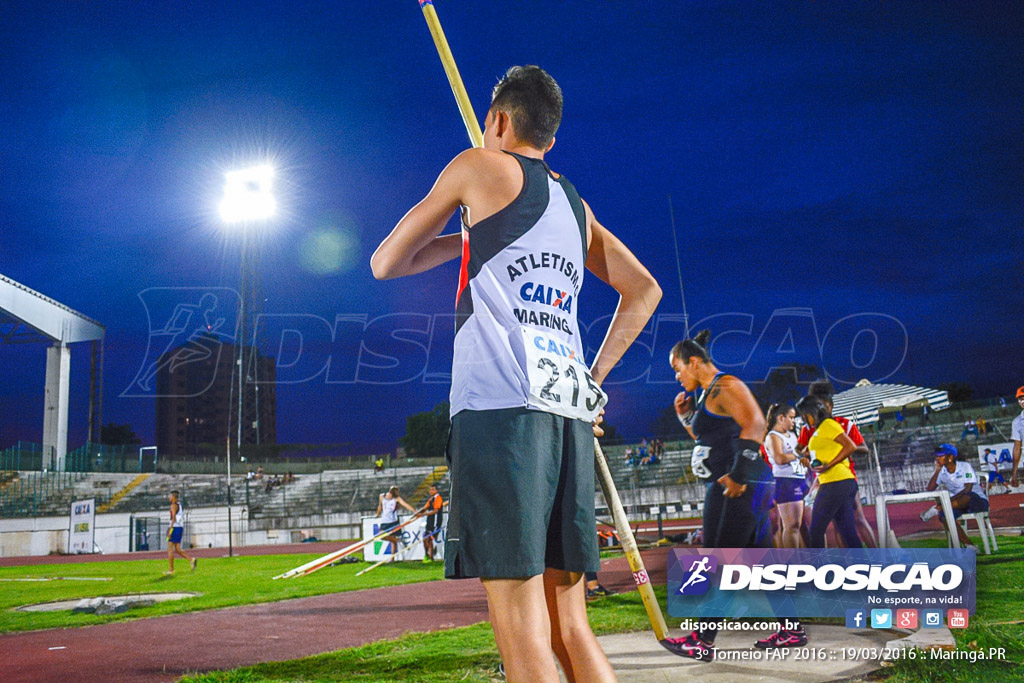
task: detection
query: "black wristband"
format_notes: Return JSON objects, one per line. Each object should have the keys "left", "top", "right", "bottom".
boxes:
{"left": 728, "top": 438, "right": 762, "bottom": 486}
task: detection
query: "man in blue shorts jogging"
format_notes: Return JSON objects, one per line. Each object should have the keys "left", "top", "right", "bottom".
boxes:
{"left": 166, "top": 490, "right": 196, "bottom": 574}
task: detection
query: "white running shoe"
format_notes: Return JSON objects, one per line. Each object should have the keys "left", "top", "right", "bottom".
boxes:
{"left": 919, "top": 505, "right": 939, "bottom": 522}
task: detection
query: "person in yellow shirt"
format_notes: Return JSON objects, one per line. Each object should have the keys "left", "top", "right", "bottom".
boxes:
{"left": 795, "top": 396, "right": 867, "bottom": 548}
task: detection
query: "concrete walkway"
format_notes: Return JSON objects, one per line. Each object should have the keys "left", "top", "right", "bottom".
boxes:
{"left": 592, "top": 626, "right": 893, "bottom": 682}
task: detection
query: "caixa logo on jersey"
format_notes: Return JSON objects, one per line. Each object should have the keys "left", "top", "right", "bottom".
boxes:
{"left": 519, "top": 282, "right": 573, "bottom": 313}
{"left": 667, "top": 548, "right": 976, "bottom": 618}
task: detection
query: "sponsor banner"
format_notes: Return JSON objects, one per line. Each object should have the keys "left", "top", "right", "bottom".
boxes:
{"left": 668, "top": 548, "right": 975, "bottom": 618}
{"left": 361, "top": 516, "right": 445, "bottom": 562}
{"left": 977, "top": 442, "right": 1015, "bottom": 471}
{"left": 69, "top": 498, "right": 96, "bottom": 554}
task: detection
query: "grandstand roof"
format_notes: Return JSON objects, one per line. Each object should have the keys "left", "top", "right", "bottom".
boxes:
{"left": 0, "top": 273, "right": 104, "bottom": 344}
{"left": 832, "top": 381, "right": 950, "bottom": 426}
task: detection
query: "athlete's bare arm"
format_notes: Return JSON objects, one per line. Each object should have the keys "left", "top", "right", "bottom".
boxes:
{"left": 814, "top": 431, "right": 865, "bottom": 472}
{"left": 370, "top": 149, "right": 521, "bottom": 280}
{"left": 767, "top": 433, "right": 794, "bottom": 465}
{"left": 584, "top": 201, "right": 662, "bottom": 385}
{"left": 707, "top": 376, "right": 766, "bottom": 442}
{"left": 1013, "top": 440, "right": 1021, "bottom": 486}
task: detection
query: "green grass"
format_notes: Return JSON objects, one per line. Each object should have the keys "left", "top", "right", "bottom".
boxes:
{"left": 185, "top": 537, "right": 1024, "bottom": 683}
{"left": 183, "top": 585, "right": 681, "bottom": 683}
{"left": 0, "top": 549, "right": 443, "bottom": 634}
{"left": 874, "top": 535, "right": 1024, "bottom": 682}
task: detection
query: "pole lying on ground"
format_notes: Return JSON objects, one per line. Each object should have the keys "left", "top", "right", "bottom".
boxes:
{"left": 273, "top": 515, "right": 420, "bottom": 580}
{"left": 355, "top": 556, "right": 393, "bottom": 577}
{"left": 416, "top": 0, "right": 685, "bottom": 656}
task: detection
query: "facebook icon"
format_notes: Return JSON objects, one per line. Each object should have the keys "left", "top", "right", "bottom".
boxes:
{"left": 845, "top": 609, "right": 866, "bottom": 629}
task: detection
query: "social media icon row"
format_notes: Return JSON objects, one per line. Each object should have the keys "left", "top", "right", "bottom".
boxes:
{"left": 845, "top": 609, "right": 968, "bottom": 629}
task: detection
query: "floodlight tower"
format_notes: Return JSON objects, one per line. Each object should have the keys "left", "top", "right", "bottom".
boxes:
{"left": 219, "top": 164, "right": 275, "bottom": 557}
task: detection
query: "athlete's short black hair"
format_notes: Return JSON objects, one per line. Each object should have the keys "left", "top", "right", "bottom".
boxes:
{"left": 671, "top": 329, "right": 712, "bottom": 364}
{"left": 795, "top": 395, "right": 830, "bottom": 426}
{"left": 170, "top": 490, "right": 180, "bottom": 498}
{"left": 490, "top": 65, "right": 562, "bottom": 149}
{"left": 808, "top": 381, "right": 836, "bottom": 411}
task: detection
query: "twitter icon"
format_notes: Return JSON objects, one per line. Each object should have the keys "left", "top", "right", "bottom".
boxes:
{"left": 870, "top": 609, "right": 892, "bottom": 629}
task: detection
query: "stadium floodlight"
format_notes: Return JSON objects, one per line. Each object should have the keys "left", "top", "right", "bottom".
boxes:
{"left": 219, "top": 165, "right": 276, "bottom": 223}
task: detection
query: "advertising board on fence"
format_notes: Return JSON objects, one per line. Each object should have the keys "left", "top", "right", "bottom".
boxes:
{"left": 361, "top": 516, "right": 445, "bottom": 562}
{"left": 69, "top": 498, "right": 96, "bottom": 554}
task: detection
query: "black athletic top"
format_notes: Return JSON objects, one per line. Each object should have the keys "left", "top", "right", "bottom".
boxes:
{"left": 692, "top": 373, "right": 771, "bottom": 483}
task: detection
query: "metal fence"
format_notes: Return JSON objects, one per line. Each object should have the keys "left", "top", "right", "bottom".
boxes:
{"left": 0, "top": 441, "right": 137, "bottom": 474}
{"left": 603, "top": 417, "right": 1017, "bottom": 512}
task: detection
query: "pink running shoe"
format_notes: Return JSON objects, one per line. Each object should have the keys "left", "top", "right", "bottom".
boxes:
{"left": 754, "top": 629, "right": 808, "bottom": 649}
{"left": 661, "top": 631, "right": 715, "bottom": 661}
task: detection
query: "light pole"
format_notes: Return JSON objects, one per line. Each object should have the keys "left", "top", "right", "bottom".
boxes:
{"left": 219, "top": 164, "right": 275, "bottom": 557}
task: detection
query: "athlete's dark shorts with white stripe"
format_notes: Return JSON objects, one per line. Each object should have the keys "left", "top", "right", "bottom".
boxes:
{"left": 444, "top": 407, "right": 601, "bottom": 579}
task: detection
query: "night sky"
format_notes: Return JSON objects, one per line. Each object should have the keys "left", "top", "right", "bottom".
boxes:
{"left": 1, "top": 2, "right": 1022, "bottom": 452}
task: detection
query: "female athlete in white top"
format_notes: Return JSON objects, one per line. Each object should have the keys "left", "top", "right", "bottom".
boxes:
{"left": 764, "top": 405, "right": 809, "bottom": 548}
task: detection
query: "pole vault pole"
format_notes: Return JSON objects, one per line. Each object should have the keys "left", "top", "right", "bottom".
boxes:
{"left": 418, "top": 0, "right": 483, "bottom": 149}
{"left": 415, "top": 0, "right": 686, "bottom": 654}
{"left": 273, "top": 514, "right": 421, "bottom": 580}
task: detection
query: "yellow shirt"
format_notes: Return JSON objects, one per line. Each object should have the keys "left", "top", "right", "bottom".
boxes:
{"left": 809, "top": 418, "right": 855, "bottom": 484}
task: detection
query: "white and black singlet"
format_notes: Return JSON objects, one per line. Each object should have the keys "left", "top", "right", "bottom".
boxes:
{"left": 449, "top": 152, "right": 606, "bottom": 423}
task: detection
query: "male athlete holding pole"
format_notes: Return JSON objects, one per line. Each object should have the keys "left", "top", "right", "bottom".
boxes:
{"left": 372, "top": 66, "right": 661, "bottom": 683}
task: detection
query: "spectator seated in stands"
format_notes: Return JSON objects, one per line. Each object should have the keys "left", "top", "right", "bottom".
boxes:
{"left": 254, "top": 466, "right": 264, "bottom": 481}
{"left": 374, "top": 458, "right": 385, "bottom": 473}
{"left": 285, "top": 471, "right": 296, "bottom": 484}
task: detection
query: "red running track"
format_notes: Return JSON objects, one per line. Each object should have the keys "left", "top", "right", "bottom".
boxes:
{"left": 626, "top": 492, "right": 1024, "bottom": 542}
{"left": 0, "top": 550, "right": 666, "bottom": 683}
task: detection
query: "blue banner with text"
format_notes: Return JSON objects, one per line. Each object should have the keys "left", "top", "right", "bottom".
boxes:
{"left": 667, "top": 548, "right": 976, "bottom": 618}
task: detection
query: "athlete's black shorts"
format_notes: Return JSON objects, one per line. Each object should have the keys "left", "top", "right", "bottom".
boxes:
{"left": 444, "top": 406, "right": 600, "bottom": 579}
{"left": 702, "top": 477, "right": 775, "bottom": 549}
